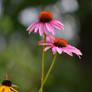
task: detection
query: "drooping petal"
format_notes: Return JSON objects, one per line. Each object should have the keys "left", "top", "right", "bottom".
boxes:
{"left": 49, "top": 23, "right": 55, "bottom": 35}
{"left": 34, "top": 23, "right": 39, "bottom": 33}
{"left": 27, "top": 23, "right": 36, "bottom": 34}
{"left": 51, "top": 20, "right": 64, "bottom": 30}
{"left": 48, "top": 35, "right": 55, "bottom": 40}
{"left": 44, "top": 24, "right": 48, "bottom": 35}
{"left": 45, "top": 23, "right": 55, "bottom": 35}
{"left": 44, "top": 46, "right": 52, "bottom": 51}
{"left": 27, "top": 22, "right": 35, "bottom": 31}
{"left": 52, "top": 47, "right": 57, "bottom": 55}
{"left": 46, "top": 35, "right": 55, "bottom": 41}
{"left": 56, "top": 47, "right": 62, "bottom": 54}
{"left": 67, "top": 45, "right": 82, "bottom": 56}
{"left": 52, "top": 20, "right": 64, "bottom": 26}
{"left": 62, "top": 47, "right": 73, "bottom": 56}
{"left": 39, "top": 23, "right": 44, "bottom": 36}
{"left": 45, "top": 23, "right": 51, "bottom": 32}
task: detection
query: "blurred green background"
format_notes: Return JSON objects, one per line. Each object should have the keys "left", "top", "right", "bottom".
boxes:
{"left": 0, "top": 0, "right": 91, "bottom": 92}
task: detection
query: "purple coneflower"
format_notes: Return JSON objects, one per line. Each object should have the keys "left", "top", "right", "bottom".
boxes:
{"left": 27, "top": 11, "right": 64, "bottom": 36}
{"left": 39, "top": 35, "right": 82, "bottom": 58}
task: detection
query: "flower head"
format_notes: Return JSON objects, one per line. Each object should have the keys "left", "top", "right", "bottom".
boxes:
{"left": 39, "top": 35, "right": 82, "bottom": 58}
{"left": 0, "top": 75, "right": 18, "bottom": 92}
{"left": 39, "top": 11, "right": 53, "bottom": 23}
{"left": 27, "top": 11, "right": 64, "bottom": 36}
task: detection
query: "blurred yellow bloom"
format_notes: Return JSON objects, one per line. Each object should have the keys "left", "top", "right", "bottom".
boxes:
{"left": 0, "top": 74, "right": 18, "bottom": 92}
{"left": 0, "top": 85, "right": 18, "bottom": 92}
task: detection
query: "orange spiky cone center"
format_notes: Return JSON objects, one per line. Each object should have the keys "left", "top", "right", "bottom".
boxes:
{"left": 39, "top": 11, "right": 53, "bottom": 23}
{"left": 54, "top": 38, "right": 67, "bottom": 47}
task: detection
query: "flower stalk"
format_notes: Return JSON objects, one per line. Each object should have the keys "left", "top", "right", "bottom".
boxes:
{"left": 40, "top": 34, "right": 46, "bottom": 92}
{"left": 39, "top": 53, "right": 57, "bottom": 92}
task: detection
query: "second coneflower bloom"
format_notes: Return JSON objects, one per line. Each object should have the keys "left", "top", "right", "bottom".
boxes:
{"left": 39, "top": 35, "right": 82, "bottom": 58}
{"left": 27, "top": 11, "right": 64, "bottom": 36}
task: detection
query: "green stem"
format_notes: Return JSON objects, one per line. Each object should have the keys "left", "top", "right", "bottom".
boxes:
{"left": 39, "top": 53, "right": 57, "bottom": 92}
{"left": 40, "top": 34, "right": 46, "bottom": 92}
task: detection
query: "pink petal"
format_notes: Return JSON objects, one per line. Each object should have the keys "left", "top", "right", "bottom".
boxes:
{"left": 46, "top": 35, "right": 55, "bottom": 41}
{"left": 34, "top": 23, "right": 39, "bottom": 33}
{"left": 44, "top": 24, "right": 48, "bottom": 35}
{"left": 49, "top": 23, "right": 55, "bottom": 35}
{"left": 56, "top": 47, "right": 62, "bottom": 54}
{"left": 39, "top": 23, "right": 44, "bottom": 36}
{"left": 62, "top": 47, "right": 73, "bottom": 56}
{"left": 67, "top": 45, "right": 82, "bottom": 56}
{"left": 52, "top": 47, "right": 57, "bottom": 55}
{"left": 45, "top": 23, "right": 55, "bottom": 35}
{"left": 27, "top": 23, "right": 35, "bottom": 31}
{"left": 45, "top": 23, "right": 51, "bottom": 32}
{"left": 53, "top": 20, "right": 64, "bottom": 26}
{"left": 27, "top": 21, "right": 38, "bottom": 31}
{"left": 38, "top": 42, "right": 53, "bottom": 46}
{"left": 51, "top": 20, "right": 64, "bottom": 30}
{"left": 38, "top": 43, "right": 49, "bottom": 46}
{"left": 27, "top": 23, "right": 36, "bottom": 34}
{"left": 44, "top": 46, "right": 52, "bottom": 51}
{"left": 48, "top": 35, "right": 55, "bottom": 40}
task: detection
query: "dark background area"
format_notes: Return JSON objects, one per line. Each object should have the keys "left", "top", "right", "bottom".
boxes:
{"left": 0, "top": 0, "right": 91, "bottom": 92}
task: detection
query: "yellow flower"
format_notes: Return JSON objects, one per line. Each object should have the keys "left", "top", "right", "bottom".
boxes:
{"left": 0, "top": 85, "right": 18, "bottom": 92}
{"left": 0, "top": 80, "right": 18, "bottom": 92}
